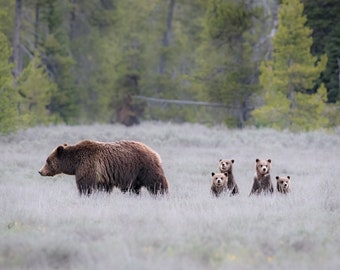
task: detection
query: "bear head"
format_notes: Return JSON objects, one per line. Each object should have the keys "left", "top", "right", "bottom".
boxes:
{"left": 255, "top": 158, "right": 271, "bottom": 175}
{"left": 218, "top": 159, "right": 234, "bottom": 173}
{"left": 276, "top": 176, "right": 291, "bottom": 193}
{"left": 211, "top": 172, "right": 228, "bottom": 187}
{"left": 39, "top": 144, "right": 68, "bottom": 176}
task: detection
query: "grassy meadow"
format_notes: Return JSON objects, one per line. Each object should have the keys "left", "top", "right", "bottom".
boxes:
{"left": 0, "top": 122, "right": 339, "bottom": 270}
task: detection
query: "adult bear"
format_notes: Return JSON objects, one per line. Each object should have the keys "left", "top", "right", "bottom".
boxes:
{"left": 39, "top": 140, "right": 169, "bottom": 196}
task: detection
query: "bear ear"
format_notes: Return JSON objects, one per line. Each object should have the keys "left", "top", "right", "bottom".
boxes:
{"left": 267, "top": 159, "right": 271, "bottom": 163}
{"left": 287, "top": 176, "right": 290, "bottom": 179}
{"left": 63, "top": 143, "right": 68, "bottom": 146}
{"left": 231, "top": 159, "right": 234, "bottom": 163}
{"left": 256, "top": 158, "right": 260, "bottom": 162}
{"left": 276, "top": 176, "right": 279, "bottom": 180}
{"left": 211, "top": 172, "right": 215, "bottom": 176}
{"left": 224, "top": 173, "right": 228, "bottom": 177}
{"left": 57, "top": 145, "right": 64, "bottom": 156}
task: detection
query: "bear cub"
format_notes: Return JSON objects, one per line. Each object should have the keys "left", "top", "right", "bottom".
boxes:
{"left": 276, "top": 176, "right": 291, "bottom": 194}
{"left": 211, "top": 172, "right": 228, "bottom": 197}
{"left": 249, "top": 158, "right": 274, "bottom": 195}
{"left": 218, "top": 159, "right": 239, "bottom": 195}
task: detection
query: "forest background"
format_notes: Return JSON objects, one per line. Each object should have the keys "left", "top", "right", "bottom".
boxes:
{"left": 1, "top": 0, "right": 340, "bottom": 133}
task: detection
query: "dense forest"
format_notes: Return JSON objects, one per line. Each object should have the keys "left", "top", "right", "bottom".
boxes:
{"left": 0, "top": 0, "right": 339, "bottom": 133}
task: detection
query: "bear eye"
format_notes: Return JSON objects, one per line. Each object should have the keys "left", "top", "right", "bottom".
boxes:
{"left": 46, "top": 159, "right": 51, "bottom": 165}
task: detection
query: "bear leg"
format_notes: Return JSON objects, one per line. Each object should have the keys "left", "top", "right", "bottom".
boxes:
{"left": 146, "top": 181, "right": 168, "bottom": 195}
{"left": 230, "top": 184, "right": 239, "bottom": 196}
{"left": 137, "top": 170, "right": 168, "bottom": 196}
{"left": 130, "top": 183, "right": 142, "bottom": 195}
{"left": 97, "top": 182, "right": 113, "bottom": 193}
{"left": 76, "top": 176, "right": 94, "bottom": 196}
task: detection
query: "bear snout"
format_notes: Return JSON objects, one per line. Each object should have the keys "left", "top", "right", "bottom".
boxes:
{"left": 215, "top": 178, "right": 224, "bottom": 186}
{"left": 38, "top": 166, "right": 50, "bottom": 176}
{"left": 39, "top": 169, "right": 47, "bottom": 176}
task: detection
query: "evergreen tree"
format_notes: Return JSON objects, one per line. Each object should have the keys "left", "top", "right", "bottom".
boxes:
{"left": 0, "top": 0, "right": 14, "bottom": 39}
{"left": 36, "top": 0, "right": 79, "bottom": 123}
{"left": 302, "top": 0, "right": 340, "bottom": 103}
{"left": 67, "top": 0, "right": 118, "bottom": 123}
{"left": 323, "top": 24, "right": 340, "bottom": 103}
{"left": 0, "top": 32, "right": 19, "bottom": 134}
{"left": 193, "top": 0, "right": 264, "bottom": 127}
{"left": 252, "top": 0, "right": 328, "bottom": 131}
{"left": 292, "top": 83, "right": 328, "bottom": 130}
{"left": 16, "top": 54, "right": 58, "bottom": 127}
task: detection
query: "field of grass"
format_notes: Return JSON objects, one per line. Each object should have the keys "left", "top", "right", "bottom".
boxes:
{"left": 0, "top": 122, "right": 339, "bottom": 269}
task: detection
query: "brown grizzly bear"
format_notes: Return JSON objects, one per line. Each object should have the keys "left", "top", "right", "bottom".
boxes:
{"left": 249, "top": 158, "right": 274, "bottom": 196}
{"left": 218, "top": 159, "right": 239, "bottom": 195}
{"left": 39, "top": 140, "right": 169, "bottom": 196}
{"left": 211, "top": 172, "right": 228, "bottom": 197}
{"left": 276, "top": 176, "right": 291, "bottom": 194}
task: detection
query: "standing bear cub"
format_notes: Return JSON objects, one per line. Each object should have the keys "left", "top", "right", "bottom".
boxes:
{"left": 39, "top": 140, "right": 169, "bottom": 196}
{"left": 218, "top": 159, "right": 239, "bottom": 195}
{"left": 276, "top": 176, "right": 291, "bottom": 194}
{"left": 211, "top": 172, "right": 228, "bottom": 197}
{"left": 249, "top": 158, "right": 274, "bottom": 195}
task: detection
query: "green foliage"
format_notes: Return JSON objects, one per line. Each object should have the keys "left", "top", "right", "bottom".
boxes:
{"left": 302, "top": 0, "right": 340, "bottom": 103}
{"left": 290, "top": 84, "right": 328, "bottom": 131}
{"left": 4, "top": 0, "right": 337, "bottom": 129}
{"left": 271, "top": 0, "right": 326, "bottom": 94}
{"left": 74, "top": 0, "right": 205, "bottom": 123}
{"left": 326, "top": 102, "right": 340, "bottom": 127}
{"left": 323, "top": 24, "right": 340, "bottom": 102}
{"left": 194, "top": 0, "right": 264, "bottom": 127}
{"left": 16, "top": 54, "right": 59, "bottom": 127}
{"left": 47, "top": 49, "right": 79, "bottom": 124}
{"left": 252, "top": 86, "right": 291, "bottom": 129}
{"left": 0, "top": 0, "right": 14, "bottom": 39}
{"left": 252, "top": 0, "right": 328, "bottom": 131}
{"left": 0, "top": 32, "right": 18, "bottom": 134}
{"left": 71, "top": 0, "right": 148, "bottom": 122}
{"left": 33, "top": 1, "right": 80, "bottom": 124}
{"left": 205, "top": 0, "right": 253, "bottom": 43}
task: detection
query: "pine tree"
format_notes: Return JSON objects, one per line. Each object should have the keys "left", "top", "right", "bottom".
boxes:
{"left": 302, "top": 0, "right": 340, "bottom": 103}
{"left": 194, "top": 0, "right": 264, "bottom": 127}
{"left": 252, "top": 0, "right": 328, "bottom": 131}
{"left": 0, "top": 32, "right": 19, "bottom": 134}
{"left": 37, "top": 1, "right": 79, "bottom": 123}
{"left": 16, "top": 54, "right": 58, "bottom": 127}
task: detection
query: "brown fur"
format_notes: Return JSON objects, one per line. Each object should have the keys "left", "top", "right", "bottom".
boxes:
{"left": 39, "top": 140, "right": 168, "bottom": 196}
{"left": 249, "top": 159, "right": 274, "bottom": 196}
{"left": 115, "top": 94, "right": 145, "bottom": 127}
{"left": 211, "top": 172, "right": 228, "bottom": 197}
{"left": 218, "top": 159, "right": 239, "bottom": 195}
{"left": 276, "top": 176, "right": 291, "bottom": 194}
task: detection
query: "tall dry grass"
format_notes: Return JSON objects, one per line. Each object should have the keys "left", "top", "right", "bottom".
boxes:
{"left": 0, "top": 122, "right": 339, "bottom": 269}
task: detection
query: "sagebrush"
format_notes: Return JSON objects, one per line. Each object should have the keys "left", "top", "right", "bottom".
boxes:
{"left": 0, "top": 122, "right": 339, "bottom": 270}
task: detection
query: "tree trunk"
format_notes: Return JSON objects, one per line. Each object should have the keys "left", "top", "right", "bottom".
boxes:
{"left": 157, "top": 0, "right": 175, "bottom": 93}
{"left": 69, "top": 0, "right": 77, "bottom": 40}
{"left": 34, "top": 4, "right": 40, "bottom": 49}
{"left": 337, "top": 57, "right": 340, "bottom": 101}
{"left": 13, "top": 0, "right": 23, "bottom": 79}
{"left": 287, "top": 58, "right": 296, "bottom": 109}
